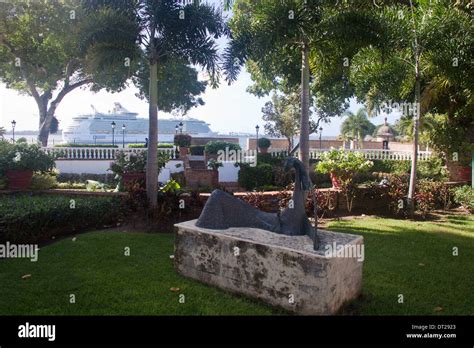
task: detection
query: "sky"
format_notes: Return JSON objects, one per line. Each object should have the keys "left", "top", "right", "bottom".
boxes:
{"left": 0, "top": 68, "right": 397, "bottom": 137}
{"left": 0, "top": 0, "right": 397, "bottom": 137}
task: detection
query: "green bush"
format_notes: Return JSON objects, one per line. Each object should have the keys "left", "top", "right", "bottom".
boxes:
{"left": 174, "top": 134, "right": 192, "bottom": 147}
{"left": 452, "top": 186, "right": 474, "bottom": 210}
{"left": 257, "top": 137, "right": 271, "bottom": 149}
{"left": 0, "top": 194, "right": 122, "bottom": 244}
{"left": 128, "top": 143, "right": 173, "bottom": 148}
{"left": 0, "top": 177, "right": 7, "bottom": 190}
{"left": 110, "top": 151, "right": 147, "bottom": 175}
{"left": 54, "top": 143, "right": 118, "bottom": 148}
{"left": 257, "top": 153, "right": 284, "bottom": 166}
{"left": 204, "top": 141, "right": 241, "bottom": 155}
{"left": 0, "top": 142, "right": 55, "bottom": 175}
{"left": 238, "top": 163, "right": 273, "bottom": 190}
{"left": 30, "top": 174, "right": 58, "bottom": 190}
{"left": 56, "top": 182, "right": 87, "bottom": 190}
{"left": 190, "top": 145, "right": 205, "bottom": 155}
{"left": 207, "top": 159, "right": 223, "bottom": 170}
{"left": 371, "top": 157, "right": 448, "bottom": 180}
{"left": 316, "top": 149, "right": 373, "bottom": 181}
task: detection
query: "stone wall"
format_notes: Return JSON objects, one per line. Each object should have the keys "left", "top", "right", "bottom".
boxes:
{"left": 198, "top": 187, "right": 392, "bottom": 215}
{"left": 185, "top": 169, "right": 218, "bottom": 189}
{"left": 174, "top": 220, "right": 364, "bottom": 315}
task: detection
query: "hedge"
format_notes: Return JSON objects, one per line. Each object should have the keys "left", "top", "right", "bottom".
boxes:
{"left": 128, "top": 143, "right": 174, "bottom": 148}
{"left": 0, "top": 194, "right": 122, "bottom": 244}
{"left": 54, "top": 144, "right": 118, "bottom": 148}
{"left": 190, "top": 145, "right": 205, "bottom": 155}
{"left": 238, "top": 164, "right": 273, "bottom": 190}
{"left": 204, "top": 141, "right": 241, "bottom": 155}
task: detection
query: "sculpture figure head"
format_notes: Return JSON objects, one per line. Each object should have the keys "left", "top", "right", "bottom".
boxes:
{"left": 283, "top": 157, "right": 312, "bottom": 191}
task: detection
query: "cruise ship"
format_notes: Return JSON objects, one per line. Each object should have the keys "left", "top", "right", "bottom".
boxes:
{"left": 62, "top": 103, "right": 216, "bottom": 144}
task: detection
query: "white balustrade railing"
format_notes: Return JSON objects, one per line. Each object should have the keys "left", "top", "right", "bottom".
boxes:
{"left": 43, "top": 146, "right": 432, "bottom": 162}
{"left": 268, "top": 148, "right": 432, "bottom": 161}
{"left": 43, "top": 147, "right": 177, "bottom": 160}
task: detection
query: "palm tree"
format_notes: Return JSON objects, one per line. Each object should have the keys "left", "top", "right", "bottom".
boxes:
{"left": 395, "top": 114, "right": 437, "bottom": 150}
{"left": 349, "top": 2, "right": 471, "bottom": 216}
{"left": 223, "top": 1, "right": 326, "bottom": 171}
{"left": 0, "top": 126, "right": 6, "bottom": 141}
{"left": 340, "top": 109, "right": 375, "bottom": 149}
{"left": 224, "top": 1, "right": 381, "bottom": 171}
{"left": 80, "top": 0, "right": 226, "bottom": 207}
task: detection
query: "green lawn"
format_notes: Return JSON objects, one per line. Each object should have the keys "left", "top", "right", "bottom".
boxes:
{"left": 0, "top": 214, "right": 473, "bottom": 315}
{"left": 328, "top": 214, "right": 474, "bottom": 315}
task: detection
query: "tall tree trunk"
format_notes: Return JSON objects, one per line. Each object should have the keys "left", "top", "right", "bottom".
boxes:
{"left": 147, "top": 60, "right": 159, "bottom": 208}
{"left": 37, "top": 98, "right": 51, "bottom": 146}
{"left": 38, "top": 112, "right": 53, "bottom": 146}
{"left": 407, "top": 73, "right": 420, "bottom": 216}
{"left": 299, "top": 43, "right": 310, "bottom": 172}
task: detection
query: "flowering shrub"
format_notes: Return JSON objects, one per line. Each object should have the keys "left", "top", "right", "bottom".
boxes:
{"left": 315, "top": 149, "right": 373, "bottom": 180}
{"left": 452, "top": 186, "right": 474, "bottom": 211}
{"left": 316, "top": 149, "right": 372, "bottom": 211}
{"left": 415, "top": 179, "right": 437, "bottom": 217}
{"left": 276, "top": 184, "right": 338, "bottom": 218}
{"left": 383, "top": 174, "right": 409, "bottom": 216}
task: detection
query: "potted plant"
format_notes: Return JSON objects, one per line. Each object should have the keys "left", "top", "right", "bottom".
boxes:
{"left": 257, "top": 137, "right": 271, "bottom": 154}
{"left": 0, "top": 142, "right": 56, "bottom": 190}
{"left": 174, "top": 134, "right": 192, "bottom": 157}
{"left": 109, "top": 150, "right": 169, "bottom": 190}
{"left": 110, "top": 151, "right": 147, "bottom": 189}
{"left": 315, "top": 149, "right": 373, "bottom": 189}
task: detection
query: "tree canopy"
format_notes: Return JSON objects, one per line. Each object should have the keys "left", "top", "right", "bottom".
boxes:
{"left": 80, "top": 0, "right": 227, "bottom": 206}
{"left": 224, "top": 0, "right": 381, "bottom": 169}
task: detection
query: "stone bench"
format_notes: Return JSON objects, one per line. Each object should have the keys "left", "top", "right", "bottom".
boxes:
{"left": 174, "top": 220, "right": 364, "bottom": 315}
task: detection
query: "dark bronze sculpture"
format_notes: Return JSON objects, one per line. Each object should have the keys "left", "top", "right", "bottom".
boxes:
{"left": 196, "top": 157, "right": 319, "bottom": 249}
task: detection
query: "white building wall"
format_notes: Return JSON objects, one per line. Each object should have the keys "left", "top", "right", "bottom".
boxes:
{"left": 55, "top": 160, "right": 114, "bottom": 175}
{"left": 55, "top": 160, "right": 184, "bottom": 175}
{"left": 54, "top": 159, "right": 241, "bottom": 183}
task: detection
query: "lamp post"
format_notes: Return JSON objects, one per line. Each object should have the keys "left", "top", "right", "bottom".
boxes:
{"left": 122, "top": 124, "right": 126, "bottom": 148}
{"left": 319, "top": 126, "right": 323, "bottom": 149}
{"left": 11, "top": 120, "right": 16, "bottom": 143}
{"left": 179, "top": 121, "right": 184, "bottom": 134}
{"left": 255, "top": 125, "right": 260, "bottom": 153}
{"left": 111, "top": 121, "right": 116, "bottom": 146}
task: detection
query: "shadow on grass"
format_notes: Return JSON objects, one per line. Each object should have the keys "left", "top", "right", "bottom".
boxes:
{"left": 328, "top": 216, "right": 474, "bottom": 315}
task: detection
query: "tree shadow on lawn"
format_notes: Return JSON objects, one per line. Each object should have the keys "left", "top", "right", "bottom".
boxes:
{"left": 328, "top": 217, "right": 474, "bottom": 315}
{"left": 0, "top": 231, "right": 288, "bottom": 316}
